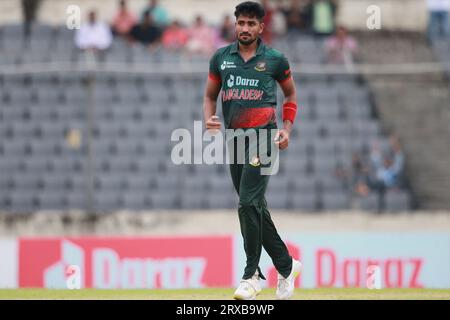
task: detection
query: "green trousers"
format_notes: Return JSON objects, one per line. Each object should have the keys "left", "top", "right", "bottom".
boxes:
{"left": 228, "top": 127, "right": 292, "bottom": 280}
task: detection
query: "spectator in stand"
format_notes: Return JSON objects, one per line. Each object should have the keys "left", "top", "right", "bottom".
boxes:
{"left": 369, "top": 136, "right": 405, "bottom": 190}
{"left": 426, "top": 0, "right": 450, "bottom": 41}
{"left": 365, "top": 141, "right": 386, "bottom": 211}
{"left": 129, "top": 11, "right": 162, "bottom": 51}
{"left": 111, "top": 0, "right": 137, "bottom": 38}
{"left": 388, "top": 134, "right": 405, "bottom": 188}
{"left": 21, "top": 0, "right": 41, "bottom": 38}
{"left": 219, "top": 15, "right": 235, "bottom": 44}
{"left": 351, "top": 153, "right": 371, "bottom": 197}
{"left": 374, "top": 158, "right": 397, "bottom": 190}
{"left": 311, "top": 0, "right": 337, "bottom": 36}
{"left": 336, "top": 136, "right": 406, "bottom": 212}
{"left": 162, "top": 20, "right": 189, "bottom": 52}
{"left": 75, "top": 10, "right": 112, "bottom": 60}
{"left": 335, "top": 152, "right": 371, "bottom": 197}
{"left": 186, "top": 15, "right": 217, "bottom": 56}
{"left": 261, "top": 0, "right": 274, "bottom": 45}
{"left": 142, "top": 0, "right": 170, "bottom": 29}
{"left": 325, "top": 26, "right": 358, "bottom": 64}
{"left": 368, "top": 138, "right": 406, "bottom": 212}
{"left": 281, "top": 0, "right": 313, "bottom": 35}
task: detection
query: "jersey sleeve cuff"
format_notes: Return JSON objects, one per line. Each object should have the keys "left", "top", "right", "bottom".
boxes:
{"left": 277, "top": 75, "right": 292, "bottom": 84}
{"left": 208, "top": 72, "right": 221, "bottom": 83}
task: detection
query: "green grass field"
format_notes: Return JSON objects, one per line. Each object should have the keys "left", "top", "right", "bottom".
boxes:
{"left": 1, "top": 288, "right": 449, "bottom": 300}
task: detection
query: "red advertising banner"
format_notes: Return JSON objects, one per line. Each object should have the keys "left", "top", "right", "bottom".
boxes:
{"left": 19, "top": 236, "right": 232, "bottom": 289}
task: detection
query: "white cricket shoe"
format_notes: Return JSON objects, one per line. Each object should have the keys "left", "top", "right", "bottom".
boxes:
{"left": 233, "top": 271, "right": 262, "bottom": 300}
{"left": 276, "top": 259, "right": 302, "bottom": 300}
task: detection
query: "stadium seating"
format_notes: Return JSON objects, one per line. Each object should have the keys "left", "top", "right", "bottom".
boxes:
{"left": 0, "top": 24, "right": 412, "bottom": 212}
{"left": 431, "top": 38, "right": 450, "bottom": 91}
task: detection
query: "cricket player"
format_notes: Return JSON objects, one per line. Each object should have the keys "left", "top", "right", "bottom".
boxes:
{"left": 203, "top": 1, "right": 302, "bottom": 300}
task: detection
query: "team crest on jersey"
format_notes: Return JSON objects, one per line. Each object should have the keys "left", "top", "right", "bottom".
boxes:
{"left": 250, "top": 156, "right": 261, "bottom": 167}
{"left": 255, "top": 61, "right": 266, "bottom": 72}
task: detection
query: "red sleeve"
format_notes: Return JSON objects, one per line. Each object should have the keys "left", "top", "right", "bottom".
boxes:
{"left": 208, "top": 72, "right": 221, "bottom": 84}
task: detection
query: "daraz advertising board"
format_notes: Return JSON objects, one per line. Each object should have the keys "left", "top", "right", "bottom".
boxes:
{"left": 0, "top": 233, "right": 449, "bottom": 289}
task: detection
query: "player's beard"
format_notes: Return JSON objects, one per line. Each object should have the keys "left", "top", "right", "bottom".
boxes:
{"left": 238, "top": 34, "right": 257, "bottom": 46}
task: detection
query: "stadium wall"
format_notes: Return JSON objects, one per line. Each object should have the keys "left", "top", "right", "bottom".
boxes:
{"left": 0, "top": 0, "right": 430, "bottom": 31}
{"left": 0, "top": 239, "right": 17, "bottom": 288}
{"left": 1, "top": 234, "right": 449, "bottom": 289}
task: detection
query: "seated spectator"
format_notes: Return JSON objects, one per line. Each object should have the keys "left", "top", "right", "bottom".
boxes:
{"left": 162, "top": 20, "right": 189, "bottom": 52}
{"left": 368, "top": 138, "right": 406, "bottom": 211}
{"left": 311, "top": 0, "right": 337, "bottom": 36}
{"left": 369, "top": 137, "right": 405, "bottom": 189}
{"left": 325, "top": 26, "right": 358, "bottom": 64}
{"left": 142, "top": 0, "right": 170, "bottom": 29}
{"left": 186, "top": 15, "right": 217, "bottom": 56}
{"left": 111, "top": 0, "right": 137, "bottom": 38}
{"left": 261, "top": 0, "right": 275, "bottom": 45}
{"left": 219, "top": 15, "right": 235, "bottom": 44}
{"left": 21, "top": 0, "right": 41, "bottom": 38}
{"left": 374, "top": 157, "right": 398, "bottom": 189}
{"left": 351, "top": 153, "right": 371, "bottom": 197}
{"left": 129, "top": 11, "right": 162, "bottom": 51}
{"left": 369, "top": 141, "right": 383, "bottom": 174}
{"left": 365, "top": 141, "right": 387, "bottom": 211}
{"left": 75, "top": 10, "right": 112, "bottom": 57}
{"left": 388, "top": 135, "right": 405, "bottom": 187}
{"left": 427, "top": 0, "right": 450, "bottom": 42}
{"left": 335, "top": 152, "right": 371, "bottom": 197}
{"left": 281, "top": 0, "right": 313, "bottom": 35}
{"left": 340, "top": 137, "right": 406, "bottom": 212}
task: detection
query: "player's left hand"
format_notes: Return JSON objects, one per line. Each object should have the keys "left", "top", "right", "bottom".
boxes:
{"left": 274, "top": 129, "right": 289, "bottom": 150}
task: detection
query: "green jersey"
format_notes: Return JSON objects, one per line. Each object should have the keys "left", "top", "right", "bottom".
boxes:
{"left": 209, "top": 38, "right": 292, "bottom": 130}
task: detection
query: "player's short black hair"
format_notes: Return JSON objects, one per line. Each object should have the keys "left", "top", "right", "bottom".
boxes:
{"left": 234, "top": 1, "right": 266, "bottom": 22}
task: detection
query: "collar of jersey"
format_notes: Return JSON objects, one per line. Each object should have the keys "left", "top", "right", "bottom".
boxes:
{"left": 230, "top": 38, "right": 265, "bottom": 56}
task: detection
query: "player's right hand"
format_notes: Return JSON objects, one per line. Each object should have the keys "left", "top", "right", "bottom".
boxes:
{"left": 205, "top": 115, "right": 221, "bottom": 133}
